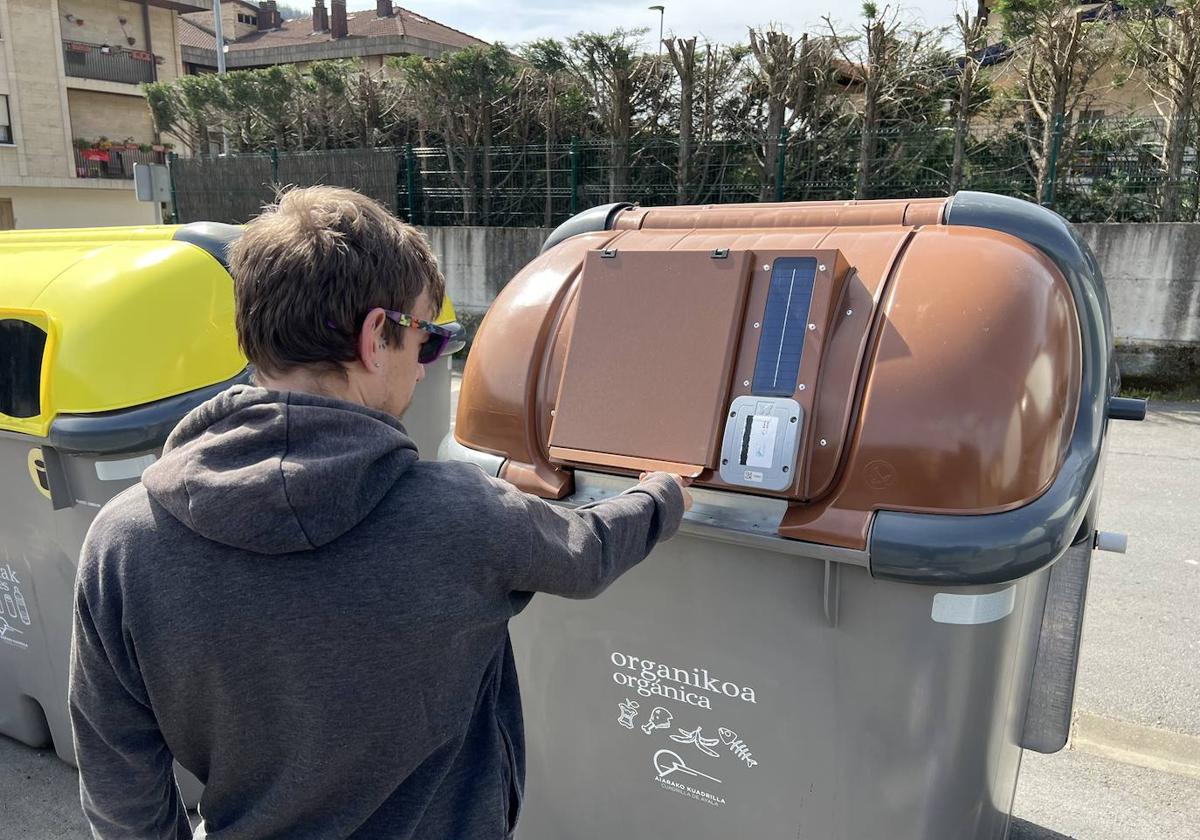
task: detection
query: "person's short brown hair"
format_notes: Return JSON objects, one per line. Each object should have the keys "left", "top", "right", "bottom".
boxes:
{"left": 229, "top": 186, "right": 445, "bottom": 378}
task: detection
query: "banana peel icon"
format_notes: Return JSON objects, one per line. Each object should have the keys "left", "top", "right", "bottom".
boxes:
{"left": 670, "top": 725, "right": 721, "bottom": 758}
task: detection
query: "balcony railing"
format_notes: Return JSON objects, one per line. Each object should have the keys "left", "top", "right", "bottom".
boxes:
{"left": 62, "top": 40, "right": 158, "bottom": 86}
{"left": 74, "top": 147, "right": 166, "bottom": 180}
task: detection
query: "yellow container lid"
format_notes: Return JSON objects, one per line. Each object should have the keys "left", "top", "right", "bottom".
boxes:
{"left": 0, "top": 225, "right": 457, "bottom": 438}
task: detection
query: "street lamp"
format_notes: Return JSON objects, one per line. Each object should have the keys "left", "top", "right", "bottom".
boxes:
{"left": 212, "top": 0, "right": 230, "bottom": 154}
{"left": 649, "top": 5, "right": 665, "bottom": 56}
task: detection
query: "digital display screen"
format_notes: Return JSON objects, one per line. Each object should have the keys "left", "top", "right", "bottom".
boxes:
{"left": 751, "top": 257, "right": 817, "bottom": 397}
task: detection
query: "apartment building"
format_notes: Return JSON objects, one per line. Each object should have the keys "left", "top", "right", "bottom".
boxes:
{"left": 0, "top": 0, "right": 209, "bottom": 230}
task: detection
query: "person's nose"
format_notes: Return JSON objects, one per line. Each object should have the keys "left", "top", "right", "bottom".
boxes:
{"left": 416, "top": 362, "right": 427, "bottom": 382}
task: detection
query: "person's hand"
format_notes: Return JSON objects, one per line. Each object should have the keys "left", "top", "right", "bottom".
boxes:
{"left": 640, "top": 472, "right": 693, "bottom": 512}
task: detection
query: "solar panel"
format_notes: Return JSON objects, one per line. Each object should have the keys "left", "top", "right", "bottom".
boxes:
{"left": 751, "top": 257, "right": 817, "bottom": 396}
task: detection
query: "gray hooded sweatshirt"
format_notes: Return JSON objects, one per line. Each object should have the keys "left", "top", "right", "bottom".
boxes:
{"left": 69, "top": 385, "right": 684, "bottom": 839}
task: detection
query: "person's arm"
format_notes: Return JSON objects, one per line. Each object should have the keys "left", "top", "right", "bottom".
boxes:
{"left": 69, "top": 554, "right": 190, "bottom": 840}
{"left": 504, "top": 471, "right": 688, "bottom": 598}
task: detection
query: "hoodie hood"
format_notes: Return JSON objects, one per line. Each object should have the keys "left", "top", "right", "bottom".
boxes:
{"left": 142, "top": 385, "right": 417, "bottom": 554}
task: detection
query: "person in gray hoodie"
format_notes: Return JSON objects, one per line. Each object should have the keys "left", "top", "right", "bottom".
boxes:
{"left": 69, "top": 186, "right": 689, "bottom": 839}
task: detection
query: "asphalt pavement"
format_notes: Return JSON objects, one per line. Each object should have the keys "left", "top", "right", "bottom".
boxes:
{"left": 1072, "top": 402, "right": 1200, "bottom": 780}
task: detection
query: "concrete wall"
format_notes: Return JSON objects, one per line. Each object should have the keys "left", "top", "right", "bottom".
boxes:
{"left": 0, "top": 140, "right": 20, "bottom": 180}
{"left": 3, "top": 0, "right": 75, "bottom": 180}
{"left": 0, "top": 185, "right": 157, "bottom": 229}
{"left": 422, "top": 225, "right": 553, "bottom": 314}
{"left": 68, "top": 88, "right": 156, "bottom": 144}
{"left": 425, "top": 222, "right": 1200, "bottom": 386}
{"left": 60, "top": 0, "right": 152, "bottom": 51}
{"left": 1077, "top": 224, "right": 1200, "bottom": 384}
{"left": 1076, "top": 225, "right": 1200, "bottom": 344}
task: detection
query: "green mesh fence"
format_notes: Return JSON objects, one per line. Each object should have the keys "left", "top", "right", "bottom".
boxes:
{"left": 171, "top": 117, "right": 1199, "bottom": 226}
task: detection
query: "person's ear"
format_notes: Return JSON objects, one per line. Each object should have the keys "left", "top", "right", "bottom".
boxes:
{"left": 358, "top": 309, "right": 389, "bottom": 370}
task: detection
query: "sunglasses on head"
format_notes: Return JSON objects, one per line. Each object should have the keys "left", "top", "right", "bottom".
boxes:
{"left": 326, "top": 310, "right": 465, "bottom": 365}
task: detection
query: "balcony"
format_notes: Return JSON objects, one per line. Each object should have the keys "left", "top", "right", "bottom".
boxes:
{"left": 62, "top": 40, "right": 160, "bottom": 86}
{"left": 74, "top": 146, "right": 167, "bottom": 180}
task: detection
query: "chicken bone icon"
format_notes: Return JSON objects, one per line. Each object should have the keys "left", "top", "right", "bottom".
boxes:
{"left": 718, "top": 727, "right": 758, "bottom": 767}
{"left": 641, "top": 706, "right": 673, "bottom": 735}
{"left": 670, "top": 725, "right": 721, "bottom": 758}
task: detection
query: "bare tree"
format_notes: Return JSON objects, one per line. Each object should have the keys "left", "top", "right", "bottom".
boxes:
{"left": 522, "top": 40, "right": 566, "bottom": 224}
{"left": 664, "top": 37, "right": 697, "bottom": 203}
{"left": 826, "top": 4, "right": 947, "bottom": 199}
{"left": 950, "top": 0, "right": 991, "bottom": 192}
{"left": 398, "top": 45, "right": 519, "bottom": 222}
{"left": 745, "top": 27, "right": 815, "bottom": 200}
{"left": 1123, "top": 0, "right": 1200, "bottom": 220}
{"left": 854, "top": 5, "right": 901, "bottom": 198}
{"left": 996, "top": 0, "right": 1115, "bottom": 203}
{"left": 561, "top": 29, "right": 657, "bottom": 202}
{"left": 689, "top": 43, "right": 753, "bottom": 202}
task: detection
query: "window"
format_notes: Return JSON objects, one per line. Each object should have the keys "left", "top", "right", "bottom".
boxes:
{"left": 0, "top": 95, "right": 12, "bottom": 144}
{"left": 237, "top": 13, "right": 258, "bottom": 24}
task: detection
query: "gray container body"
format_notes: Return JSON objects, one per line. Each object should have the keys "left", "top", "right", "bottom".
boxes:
{"left": 0, "top": 361, "right": 452, "bottom": 785}
{"left": 504, "top": 472, "right": 1072, "bottom": 840}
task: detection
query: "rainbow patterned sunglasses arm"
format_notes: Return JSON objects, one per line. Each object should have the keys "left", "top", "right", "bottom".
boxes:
{"left": 380, "top": 309, "right": 465, "bottom": 365}
{"left": 325, "top": 310, "right": 465, "bottom": 365}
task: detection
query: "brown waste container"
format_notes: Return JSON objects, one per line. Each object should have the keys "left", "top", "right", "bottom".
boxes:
{"left": 443, "top": 192, "right": 1143, "bottom": 840}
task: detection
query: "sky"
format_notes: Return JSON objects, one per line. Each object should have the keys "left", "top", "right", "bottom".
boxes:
{"left": 344, "top": 0, "right": 962, "bottom": 49}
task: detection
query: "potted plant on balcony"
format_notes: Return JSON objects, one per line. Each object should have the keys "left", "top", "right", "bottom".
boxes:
{"left": 75, "top": 138, "right": 111, "bottom": 176}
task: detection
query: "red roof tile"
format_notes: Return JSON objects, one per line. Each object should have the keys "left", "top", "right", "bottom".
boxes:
{"left": 179, "top": 5, "right": 485, "bottom": 57}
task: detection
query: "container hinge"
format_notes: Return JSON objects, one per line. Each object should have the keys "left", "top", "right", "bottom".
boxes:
{"left": 600, "top": 248, "right": 618, "bottom": 259}
{"left": 711, "top": 248, "right": 729, "bottom": 259}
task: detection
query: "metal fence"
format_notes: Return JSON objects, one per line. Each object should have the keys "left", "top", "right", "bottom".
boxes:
{"left": 73, "top": 147, "right": 166, "bottom": 180}
{"left": 170, "top": 118, "right": 1200, "bottom": 226}
{"left": 62, "top": 41, "right": 158, "bottom": 86}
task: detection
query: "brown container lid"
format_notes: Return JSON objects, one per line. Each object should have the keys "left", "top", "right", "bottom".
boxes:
{"left": 456, "top": 197, "right": 1083, "bottom": 551}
